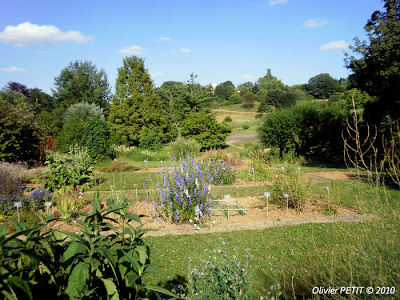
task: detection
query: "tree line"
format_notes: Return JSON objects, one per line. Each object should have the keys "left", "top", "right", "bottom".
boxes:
{"left": 1, "top": 0, "right": 398, "bottom": 165}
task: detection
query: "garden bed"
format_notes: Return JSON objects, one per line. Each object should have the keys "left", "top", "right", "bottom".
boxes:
{"left": 46, "top": 196, "right": 362, "bottom": 237}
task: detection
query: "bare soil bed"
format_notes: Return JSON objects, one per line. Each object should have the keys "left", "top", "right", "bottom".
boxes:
{"left": 47, "top": 196, "right": 367, "bottom": 237}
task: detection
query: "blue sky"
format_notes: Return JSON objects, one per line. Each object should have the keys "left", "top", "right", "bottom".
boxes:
{"left": 0, "top": 0, "right": 385, "bottom": 94}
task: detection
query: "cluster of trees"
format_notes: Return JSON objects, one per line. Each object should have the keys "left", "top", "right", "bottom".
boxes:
{"left": 1, "top": 0, "right": 397, "bottom": 165}
{"left": 258, "top": 0, "right": 400, "bottom": 163}
{"left": 1, "top": 57, "right": 232, "bottom": 163}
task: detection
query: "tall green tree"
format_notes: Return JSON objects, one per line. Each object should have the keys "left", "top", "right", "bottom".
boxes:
{"left": 108, "top": 56, "right": 176, "bottom": 145}
{"left": 52, "top": 60, "right": 111, "bottom": 113}
{"left": 170, "top": 73, "right": 213, "bottom": 122}
{"left": 305, "top": 73, "right": 343, "bottom": 99}
{"left": 256, "top": 69, "right": 285, "bottom": 91}
{"left": 214, "top": 81, "right": 236, "bottom": 101}
{"left": 346, "top": 0, "right": 400, "bottom": 123}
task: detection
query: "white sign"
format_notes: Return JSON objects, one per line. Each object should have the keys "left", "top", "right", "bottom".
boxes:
{"left": 14, "top": 202, "right": 22, "bottom": 208}
{"left": 264, "top": 192, "right": 271, "bottom": 197}
{"left": 224, "top": 194, "right": 231, "bottom": 199}
{"left": 283, "top": 193, "right": 289, "bottom": 198}
{"left": 45, "top": 202, "right": 53, "bottom": 207}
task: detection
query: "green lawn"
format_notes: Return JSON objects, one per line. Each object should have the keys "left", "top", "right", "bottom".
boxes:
{"left": 144, "top": 180, "right": 400, "bottom": 298}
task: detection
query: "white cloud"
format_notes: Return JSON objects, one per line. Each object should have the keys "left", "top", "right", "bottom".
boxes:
{"left": 320, "top": 40, "right": 349, "bottom": 50}
{"left": 150, "top": 72, "right": 163, "bottom": 78}
{"left": 160, "top": 37, "right": 171, "bottom": 41}
{"left": 267, "top": 0, "right": 288, "bottom": 6}
{"left": 118, "top": 45, "right": 144, "bottom": 55}
{"left": 240, "top": 74, "right": 259, "bottom": 79}
{"left": 168, "top": 50, "right": 176, "bottom": 54}
{"left": 0, "top": 66, "right": 26, "bottom": 72}
{"left": 305, "top": 18, "right": 328, "bottom": 28}
{"left": 179, "top": 48, "right": 191, "bottom": 53}
{"left": 0, "top": 22, "right": 91, "bottom": 47}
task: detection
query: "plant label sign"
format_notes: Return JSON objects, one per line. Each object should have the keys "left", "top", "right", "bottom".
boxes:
{"left": 224, "top": 194, "right": 231, "bottom": 200}
{"left": 264, "top": 192, "right": 271, "bottom": 197}
{"left": 45, "top": 202, "right": 53, "bottom": 207}
{"left": 14, "top": 202, "right": 22, "bottom": 208}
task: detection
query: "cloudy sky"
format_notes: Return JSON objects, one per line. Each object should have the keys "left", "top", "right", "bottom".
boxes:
{"left": 0, "top": 0, "right": 384, "bottom": 93}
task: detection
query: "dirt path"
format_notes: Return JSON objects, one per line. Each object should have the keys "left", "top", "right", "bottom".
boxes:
{"left": 143, "top": 214, "right": 376, "bottom": 237}
{"left": 227, "top": 134, "right": 259, "bottom": 142}
{"left": 212, "top": 109, "right": 259, "bottom": 115}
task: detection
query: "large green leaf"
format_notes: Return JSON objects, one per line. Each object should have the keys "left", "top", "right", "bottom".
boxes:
{"left": 101, "top": 278, "right": 119, "bottom": 300}
{"left": 125, "top": 213, "right": 142, "bottom": 225}
{"left": 7, "top": 276, "right": 33, "bottom": 300}
{"left": 135, "top": 245, "right": 148, "bottom": 265}
{"left": 144, "top": 284, "right": 177, "bottom": 298}
{"left": 66, "top": 262, "right": 90, "bottom": 298}
{"left": 64, "top": 241, "right": 86, "bottom": 262}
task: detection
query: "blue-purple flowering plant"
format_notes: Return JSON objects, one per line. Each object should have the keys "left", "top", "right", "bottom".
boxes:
{"left": 28, "top": 187, "right": 52, "bottom": 210}
{"left": 0, "top": 170, "right": 24, "bottom": 220}
{"left": 149, "top": 154, "right": 222, "bottom": 223}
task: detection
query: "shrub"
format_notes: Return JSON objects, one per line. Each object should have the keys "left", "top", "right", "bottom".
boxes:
{"left": 168, "top": 137, "right": 202, "bottom": 158}
{"left": 271, "top": 168, "right": 311, "bottom": 211}
{"left": 180, "top": 112, "right": 231, "bottom": 150}
{"left": 0, "top": 170, "right": 24, "bottom": 219}
{"left": 84, "top": 118, "right": 114, "bottom": 161}
{"left": 38, "top": 145, "right": 93, "bottom": 194}
{"left": 329, "top": 93, "right": 342, "bottom": 102}
{"left": 209, "top": 161, "right": 236, "bottom": 185}
{"left": 58, "top": 120, "right": 86, "bottom": 152}
{"left": 150, "top": 155, "right": 218, "bottom": 223}
{"left": 275, "top": 92, "right": 297, "bottom": 109}
{"left": 242, "top": 92, "right": 256, "bottom": 108}
{"left": 58, "top": 102, "right": 106, "bottom": 152}
{"left": 229, "top": 93, "right": 243, "bottom": 104}
{"left": 224, "top": 116, "right": 232, "bottom": 122}
{"left": 0, "top": 161, "right": 30, "bottom": 182}
{"left": 139, "top": 130, "right": 163, "bottom": 150}
{"left": 187, "top": 238, "right": 253, "bottom": 299}
{"left": 242, "top": 123, "right": 250, "bottom": 130}
{"left": 0, "top": 96, "right": 41, "bottom": 163}
{"left": 62, "top": 101, "right": 105, "bottom": 125}
{"left": 258, "top": 102, "right": 347, "bottom": 161}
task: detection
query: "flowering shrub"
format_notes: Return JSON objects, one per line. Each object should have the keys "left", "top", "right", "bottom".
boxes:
{"left": 208, "top": 160, "right": 236, "bottom": 185}
{"left": 0, "top": 170, "right": 24, "bottom": 219}
{"left": 0, "top": 161, "right": 30, "bottom": 182}
{"left": 187, "top": 238, "right": 253, "bottom": 299}
{"left": 28, "top": 187, "right": 52, "bottom": 210}
{"left": 150, "top": 155, "right": 218, "bottom": 223}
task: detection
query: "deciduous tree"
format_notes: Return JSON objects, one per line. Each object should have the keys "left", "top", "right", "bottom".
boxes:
{"left": 346, "top": 0, "right": 400, "bottom": 122}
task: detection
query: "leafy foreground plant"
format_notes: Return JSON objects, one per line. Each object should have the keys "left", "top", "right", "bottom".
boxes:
{"left": 0, "top": 200, "right": 175, "bottom": 299}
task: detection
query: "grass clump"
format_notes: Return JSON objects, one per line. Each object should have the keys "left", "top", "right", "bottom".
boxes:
{"left": 186, "top": 238, "right": 253, "bottom": 299}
